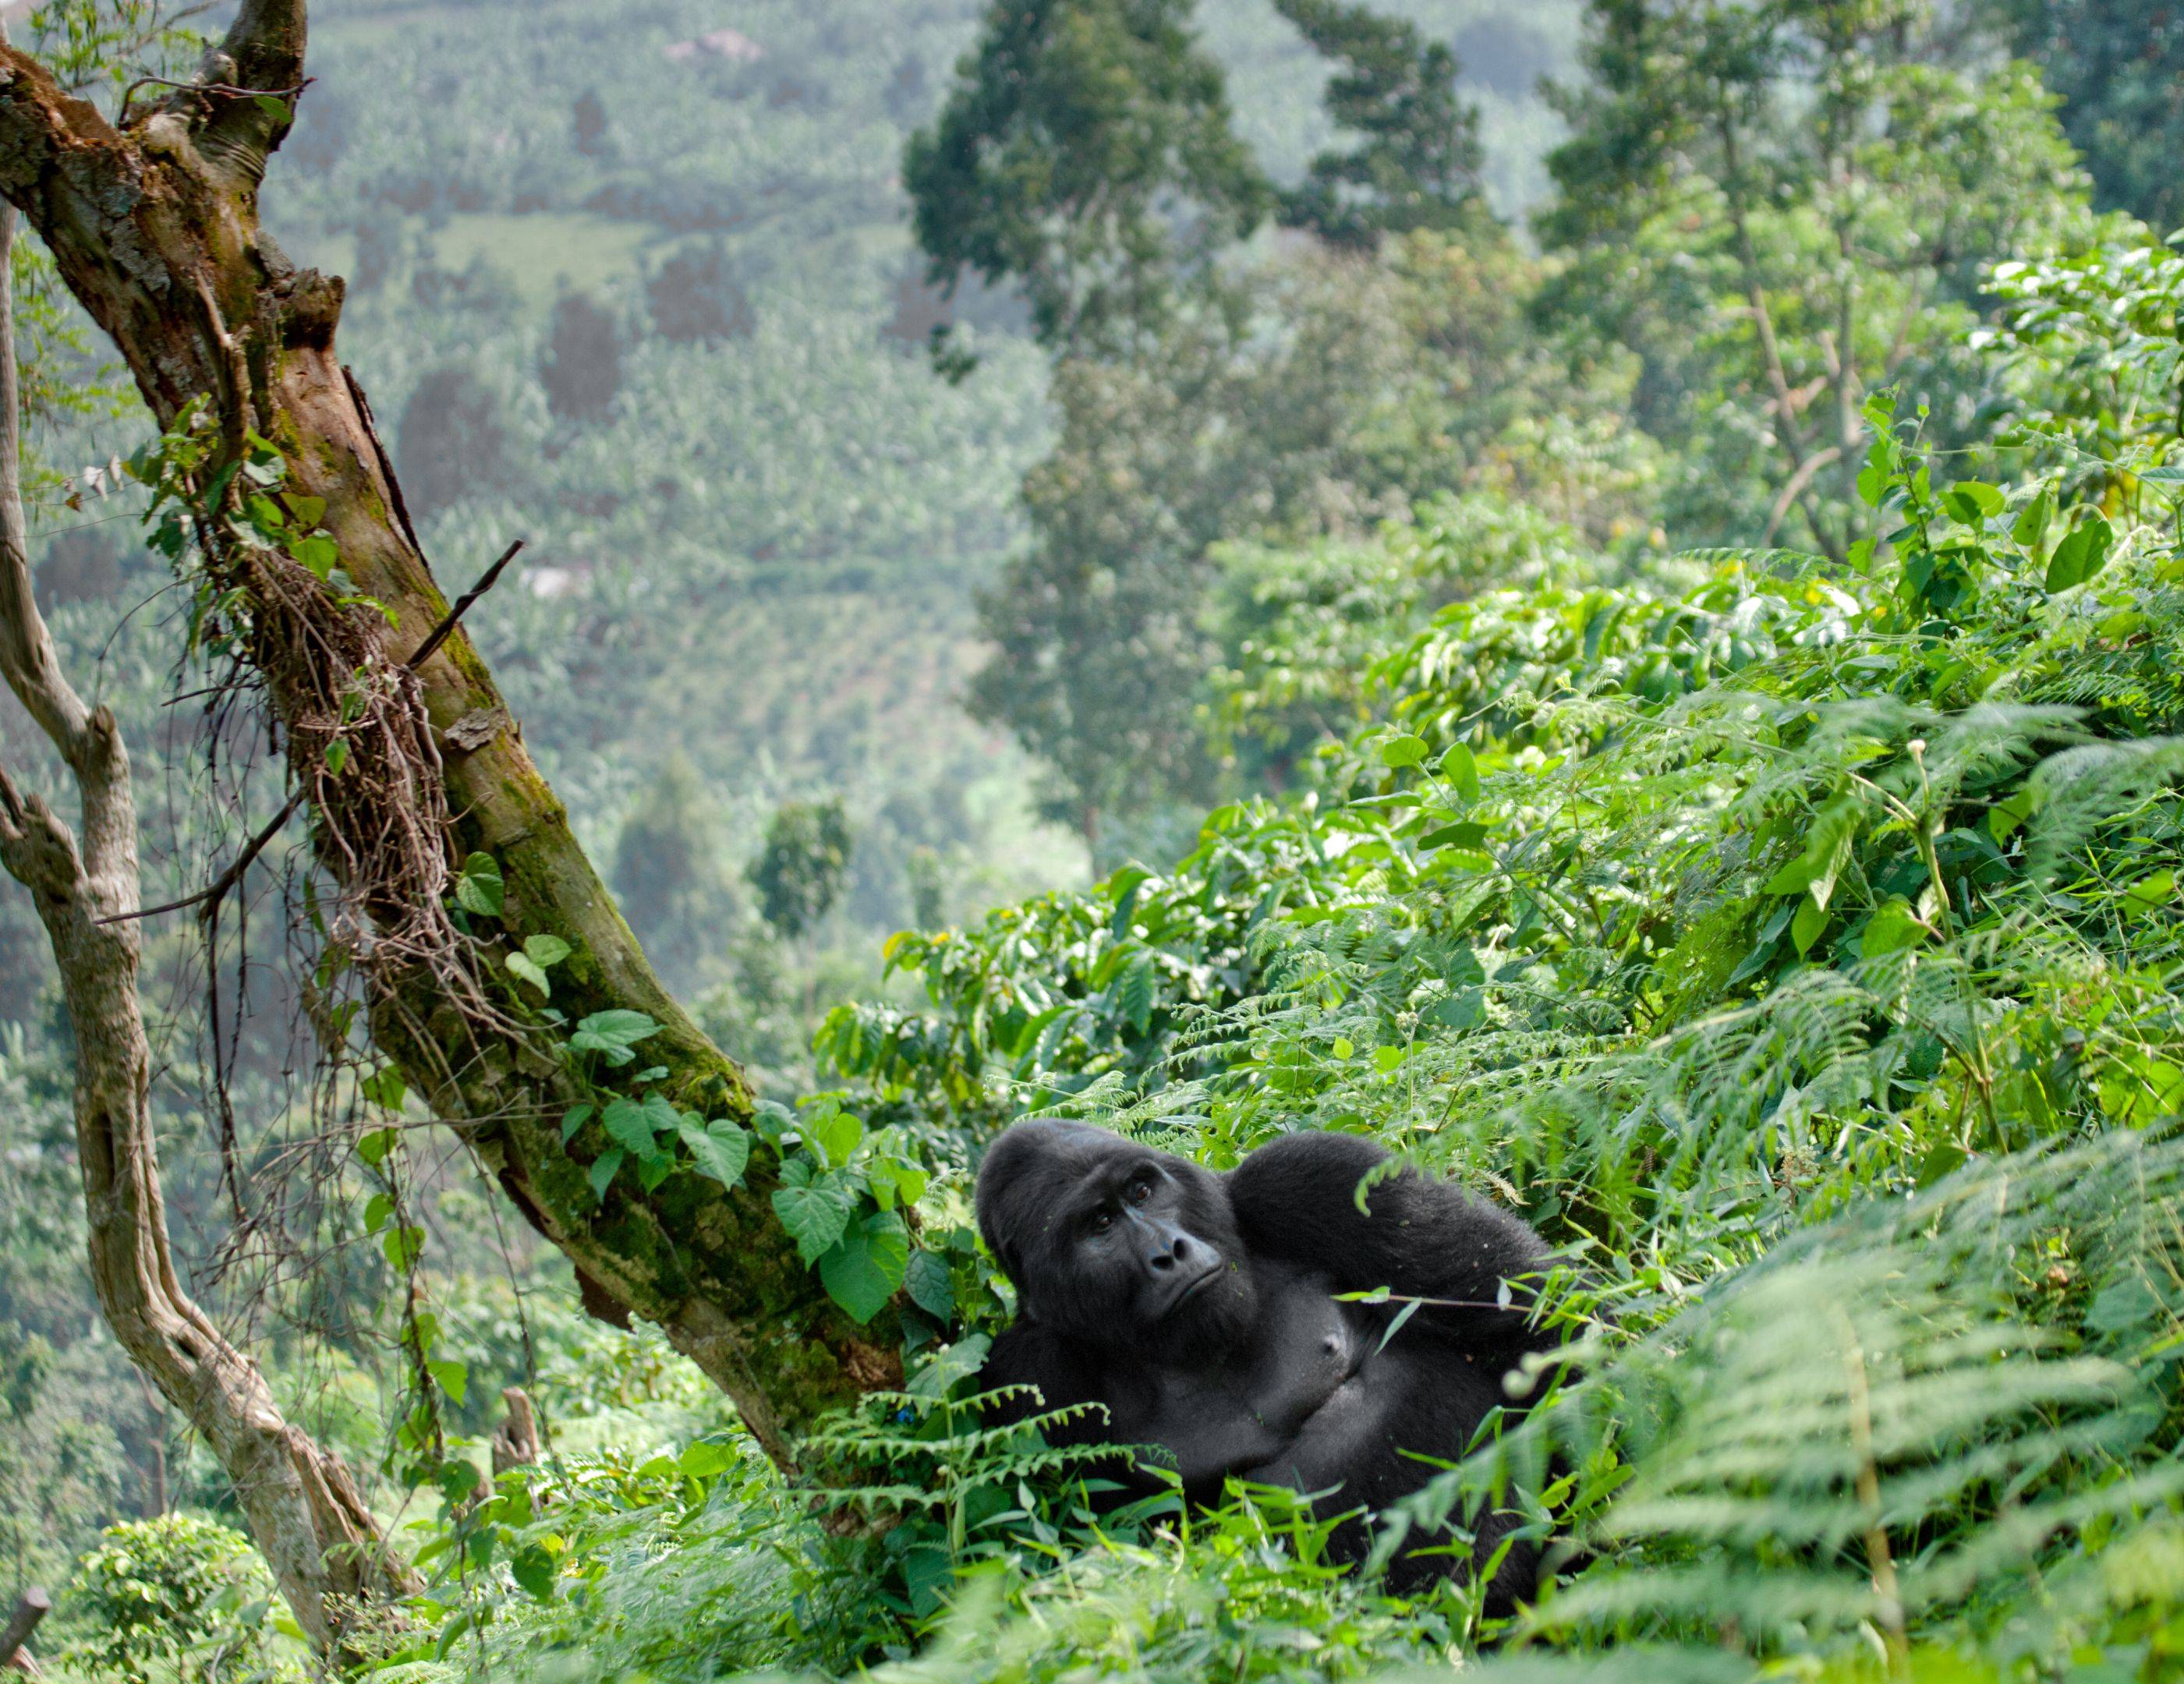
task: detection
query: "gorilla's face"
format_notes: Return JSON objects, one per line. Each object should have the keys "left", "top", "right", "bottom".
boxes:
{"left": 976, "top": 1121, "right": 1257, "bottom": 1361}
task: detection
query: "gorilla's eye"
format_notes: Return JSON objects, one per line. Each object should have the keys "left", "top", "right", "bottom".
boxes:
{"left": 1126, "top": 1176, "right": 1153, "bottom": 1205}
{"left": 1088, "top": 1208, "right": 1116, "bottom": 1235}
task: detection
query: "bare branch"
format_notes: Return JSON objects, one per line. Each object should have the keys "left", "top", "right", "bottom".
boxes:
{"left": 405, "top": 538, "right": 523, "bottom": 670}
{"left": 1764, "top": 446, "right": 1845, "bottom": 544}
{"left": 0, "top": 206, "right": 91, "bottom": 767}
{"left": 100, "top": 787, "right": 304, "bottom": 925}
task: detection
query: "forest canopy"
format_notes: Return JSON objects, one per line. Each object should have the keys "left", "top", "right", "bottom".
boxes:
{"left": 0, "top": 1, "right": 2179, "bottom": 1682}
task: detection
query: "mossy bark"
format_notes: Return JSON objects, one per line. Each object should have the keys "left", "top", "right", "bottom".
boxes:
{"left": 0, "top": 2, "right": 897, "bottom": 1463}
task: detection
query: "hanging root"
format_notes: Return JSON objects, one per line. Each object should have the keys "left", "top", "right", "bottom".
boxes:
{"left": 233, "top": 537, "right": 500, "bottom": 1035}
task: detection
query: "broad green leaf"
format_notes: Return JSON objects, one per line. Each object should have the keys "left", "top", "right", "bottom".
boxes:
{"left": 1916, "top": 1143, "right": 1967, "bottom": 1188}
{"left": 286, "top": 494, "right": 327, "bottom": 529}
{"left": 772, "top": 1162, "right": 856, "bottom": 1265}
{"left": 324, "top": 739, "right": 350, "bottom": 777}
{"left": 510, "top": 1544, "right": 555, "bottom": 1603}
{"left": 569, "top": 1009, "right": 660, "bottom": 1065}
{"left": 2045, "top": 515, "right": 2115, "bottom": 592}
{"left": 455, "top": 853, "right": 504, "bottom": 918}
{"left": 1944, "top": 480, "right": 2003, "bottom": 522}
{"left": 905, "top": 1248, "right": 954, "bottom": 1320}
{"left": 427, "top": 1359, "right": 468, "bottom": 1406}
{"left": 820, "top": 1212, "right": 909, "bottom": 1325}
{"left": 678, "top": 1441, "right": 734, "bottom": 1480}
{"left": 588, "top": 1149, "right": 625, "bottom": 1201}
{"left": 601, "top": 1098, "right": 662, "bottom": 1162}
{"left": 1439, "top": 741, "right": 1481, "bottom": 802}
{"left": 575, "top": 1009, "right": 659, "bottom": 1045}
{"left": 678, "top": 1118, "right": 751, "bottom": 1188}
{"left": 1861, "top": 898, "right": 1923, "bottom": 957}
{"left": 560, "top": 1103, "right": 594, "bottom": 1144}
{"left": 2125, "top": 869, "right": 2176, "bottom": 916}
{"left": 2011, "top": 484, "right": 2053, "bottom": 550}
{"left": 383, "top": 1223, "right": 424, "bottom": 1271}
{"left": 907, "top": 1332, "right": 991, "bottom": 1400}
{"left": 805, "top": 1104, "right": 864, "bottom": 1169}
{"left": 1988, "top": 789, "right": 2035, "bottom": 844}
{"left": 523, "top": 934, "right": 572, "bottom": 969}
{"left": 1421, "top": 820, "right": 1488, "bottom": 854}
{"left": 1379, "top": 734, "right": 1429, "bottom": 769}
{"left": 1790, "top": 895, "right": 1828, "bottom": 954}
{"left": 506, "top": 951, "right": 550, "bottom": 997}
{"left": 868, "top": 1155, "right": 929, "bottom": 1213}
{"left": 359, "top": 1067, "right": 405, "bottom": 1112}
{"left": 290, "top": 533, "right": 340, "bottom": 578}
{"left": 1765, "top": 805, "right": 1857, "bottom": 909}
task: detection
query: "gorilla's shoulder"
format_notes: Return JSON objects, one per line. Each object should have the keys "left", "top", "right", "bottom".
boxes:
{"left": 1226, "top": 1129, "right": 1389, "bottom": 1199}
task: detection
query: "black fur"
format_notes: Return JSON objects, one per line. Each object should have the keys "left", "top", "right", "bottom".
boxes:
{"left": 975, "top": 1120, "right": 1563, "bottom": 1607}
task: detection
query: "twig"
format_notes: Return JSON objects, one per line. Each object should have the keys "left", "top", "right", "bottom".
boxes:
{"left": 342, "top": 366, "right": 425, "bottom": 558}
{"left": 99, "top": 788, "right": 304, "bottom": 925}
{"left": 0, "top": 1587, "right": 50, "bottom": 1670}
{"left": 118, "top": 73, "right": 313, "bottom": 126}
{"left": 406, "top": 540, "right": 524, "bottom": 670}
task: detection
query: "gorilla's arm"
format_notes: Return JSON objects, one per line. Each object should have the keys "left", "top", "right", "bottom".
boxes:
{"left": 980, "top": 1323, "right": 1205, "bottom": 1493}
{"left": 980, "top": 1321, "right": 1103, "bottom": 1428}
{"left": 1225, "top": 1131, "right": 1558, "bottom": 1365}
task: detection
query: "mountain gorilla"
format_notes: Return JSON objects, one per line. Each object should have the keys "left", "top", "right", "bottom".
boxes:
{"left": 975, "top": 1120, "right": 1563, "bottom": 1608}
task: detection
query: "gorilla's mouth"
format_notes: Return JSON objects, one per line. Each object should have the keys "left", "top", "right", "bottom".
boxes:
{"left": 1153, "top": 1261, "right": 1227, "bottom": 1320}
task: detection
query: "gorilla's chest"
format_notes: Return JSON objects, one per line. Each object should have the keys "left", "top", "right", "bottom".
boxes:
{"left": 1107, "top": 1264, "right": 1378, "bottom": 1491}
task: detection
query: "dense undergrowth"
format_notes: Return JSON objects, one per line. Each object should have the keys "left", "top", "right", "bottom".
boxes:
{"left": 327, "top": 228, "right": 2184, "bottom": 1683}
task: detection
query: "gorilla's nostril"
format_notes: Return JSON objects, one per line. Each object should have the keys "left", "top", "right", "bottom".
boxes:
{"left": 1149, "top": 1251, "right": 1174, "bottom": 1271}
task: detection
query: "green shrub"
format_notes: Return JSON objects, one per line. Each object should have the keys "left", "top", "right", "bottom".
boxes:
{"left": 66, "top": 1514, "right": 303, "bottom": 1683}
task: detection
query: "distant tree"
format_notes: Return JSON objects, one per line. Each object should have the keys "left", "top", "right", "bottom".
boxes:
{"left": 540, "top": 290, "right": 622, "bottom": 423}
{"left": 884, "top": 52, "right": 927, "bottom": 126}
{"left": 1540, "top": 0, "right": 2090, "bottom": 558}
{"left": 572, "top": 87, "right": 608, "bottom": 157}
{"left": 903, "top": 0, "right": 1269, "bottom": 356}
{"left": 968, "top": 229, "right": 1598, "bottom": 843}
{"left": 350, "top": 216, "right": 398, "bottom": 293}
{"left": 1453, "top": 14, "right": 1559, "bottom": 97}
{"left": 614, "top": 756, "right": 735, "bottom": 992}
{"left": 645, "top": 243, "right": 755, "bottom": 344}
{"left": 1984, "top": 0, "right": 2184, "bottom": 234}
{"left": 749, "top": 798, "right": 853, "bottom": 940}
{"left": 880, "top": 264, "right": 951, "bottom": 349}
{"left": 1273, "top": 0, "right": 1490, "bottom": 249}
{"left": 396, "top": 365, "right": 508, "bottom": 518}
{"left": 905, "top": 846, "right": 947, "bottom": 930}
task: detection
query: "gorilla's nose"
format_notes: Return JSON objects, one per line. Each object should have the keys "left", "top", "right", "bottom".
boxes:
{"left": 1148, "top": 1233, "right": 1195, "bottom": 1272}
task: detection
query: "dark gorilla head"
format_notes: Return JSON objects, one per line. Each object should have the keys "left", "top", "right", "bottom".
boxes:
{"left": 976, "top": 1121, "right": 1257, "bottom": 1360}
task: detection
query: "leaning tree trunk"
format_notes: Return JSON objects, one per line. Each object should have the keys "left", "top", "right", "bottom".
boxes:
{"left": 0, "top": 200, "right": 414, "bottom": 1655}
{"left": 0, "top": 2, "right": 900, "bottom": 1465}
